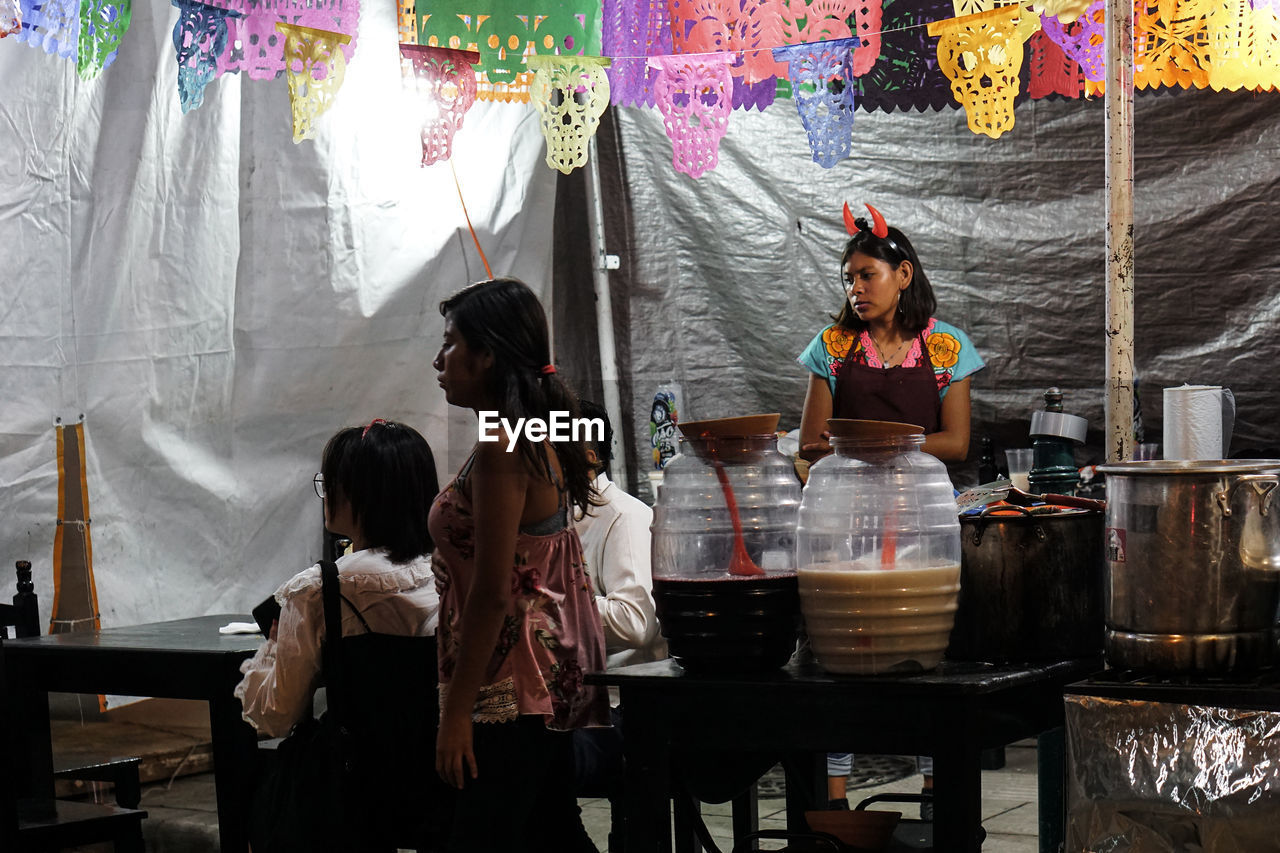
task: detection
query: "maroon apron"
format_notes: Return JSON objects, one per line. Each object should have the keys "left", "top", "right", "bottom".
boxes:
{"left": 832, "top": 332, "right": 941, "bottom": 434}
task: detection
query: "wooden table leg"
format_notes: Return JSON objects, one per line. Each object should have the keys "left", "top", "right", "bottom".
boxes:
{"left": 209, "top": 693, "right": 258, "bottom": 853}
{"left": 620, "top": 690, "right": 672, "bottom": 853}
{"left": 1037, "top": 726, "right": 1066, "bottom": 853}
{"left": 13, "top": 687, "right": 54, "bottom": 798}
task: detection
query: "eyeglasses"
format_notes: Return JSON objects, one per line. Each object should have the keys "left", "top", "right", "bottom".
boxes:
{"left": 313, "top": 474, "right": 326, "bottom": 499}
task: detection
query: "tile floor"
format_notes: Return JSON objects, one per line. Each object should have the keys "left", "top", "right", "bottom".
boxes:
{"left": 121, "top": 741, "right": 1043, "bottom": 852}
{"left": 577, "top": 741, "right": 1044, "bottom": 852}
{"left": 115, "top": 737, "right": 1044, "bottom": 845}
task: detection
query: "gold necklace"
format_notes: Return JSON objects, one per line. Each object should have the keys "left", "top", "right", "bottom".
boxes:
{"left": 870, "top": 332, "right": 911, "bottom": 366}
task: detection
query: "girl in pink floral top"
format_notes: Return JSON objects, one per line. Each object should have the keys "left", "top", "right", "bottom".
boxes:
{"left": 429, "top": 277, "right": 609, "bottom": 853}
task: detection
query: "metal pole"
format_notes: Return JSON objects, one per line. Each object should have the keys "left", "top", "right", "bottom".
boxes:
{"left": 583, "top": 135, "right": 628, "bottom": 490}
{"left": 1105, "top": 0, "right": 1135, "bottom": 463}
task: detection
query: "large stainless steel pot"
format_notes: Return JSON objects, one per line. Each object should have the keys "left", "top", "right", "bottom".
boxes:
{"left": 1096, "top": 459, "right": 1280, "bottom": 673}
{"left": 949, "top": 504, "right": 1104, "bottom": 663}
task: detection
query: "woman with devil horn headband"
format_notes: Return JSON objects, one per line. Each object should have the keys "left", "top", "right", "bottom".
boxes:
{"left": 796, "top": 203, "right": 985, "bottom": 464}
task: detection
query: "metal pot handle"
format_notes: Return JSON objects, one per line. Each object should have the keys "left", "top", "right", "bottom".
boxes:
{"left": 978, "top": 504, "right": 1034, "bottom": 519}
{"left": 1216, "top": 474, "right": 1280, "bottom": 517}
{"left": 969, "top": 504, "right": 1039, "bottom": 547}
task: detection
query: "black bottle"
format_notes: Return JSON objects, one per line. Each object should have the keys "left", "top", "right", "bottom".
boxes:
{"left": 978, "top": 436, "right": 997, "bottom": 484}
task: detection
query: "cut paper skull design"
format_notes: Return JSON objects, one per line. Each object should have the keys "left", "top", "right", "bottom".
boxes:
{"left": 215, "top": 0, "right": 359, "bottom": 81}
{"left": 1206, "top": 0, "right": 1280, "bottom": 90}
{"left": 173, "top": 0, "right": 237, "bottom": 113}
{"left": 417, "top": 0, "right": 601, "bottom": 103}
{"left": 953, "top": 0, "right": 1040, "bottom": 41}
{"left": 2, "top": 0, "right": 20, "bottom": 38}
{"left": 400, "top": 44, "right": 480, "bottom": 165}
{"left": 277, "top": 22, "right": 352, "bottom": 143}
{"left": 929, "top": 4, "right": 1024, "bottom": 138}
{"left": 778, "top": 0, "right": 881, "bottom": 77}
{"left": 1029, "top": 0, "right": 1090, "bottom": 22}
{"left": 15, "top": 0, "right": 78, "bottom": 56}
{"left": 527, "top": 54, "right": 612, "bottom": 174}
{"left": 1039, "top": 0, "right": 1104, "bottom": 81}
{"left": 648, "top": 53, "right": 734, "bottom": 179}
{"left": 602, "top": 0, "right": 670, "bottom": 106}
{"left": 1134, "top": 0, "right": 1213, "bottom": 89}
{"left": 772, "top": 37, "right": 859, "bottom": 168}
{"left": 667, "top": 0, "right": 786, "bottom": 88}
{"left": 78, "top": 0, "right": 132, "bottom": 77}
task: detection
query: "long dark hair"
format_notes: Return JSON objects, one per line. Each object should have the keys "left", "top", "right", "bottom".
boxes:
{"left": 439, "top": 278, "right": 597, "bottom": 516}
{"left": 321, "top": 420, "right": 439, "bottom": 564}
{"left": 833, "top": 218, "right": 937, "bottom": 335}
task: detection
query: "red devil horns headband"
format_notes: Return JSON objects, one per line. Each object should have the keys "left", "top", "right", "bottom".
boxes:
{"left": 843, "top": 201, "right": 890, "bottom": 238}
{"left": 842, "top": 201, "right": 906, "bottom": 257}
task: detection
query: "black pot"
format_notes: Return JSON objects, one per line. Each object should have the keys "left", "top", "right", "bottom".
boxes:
{"left": 948, "top": 504, "right": 1104, "bottom": 663}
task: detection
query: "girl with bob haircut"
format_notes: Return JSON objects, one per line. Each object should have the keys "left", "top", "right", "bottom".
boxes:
{"left": 430, "top": 277, "right": 609, "bottom": 853}
{"left": 797, "top": 202, "right": 986, "bottom": 463}
{"left": 236, "top": 419, "right": 448, "bottom": 849}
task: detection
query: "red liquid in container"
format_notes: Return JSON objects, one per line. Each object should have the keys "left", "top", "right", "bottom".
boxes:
{"left": 652, "top": 574, "right": 800, "bottom": 673}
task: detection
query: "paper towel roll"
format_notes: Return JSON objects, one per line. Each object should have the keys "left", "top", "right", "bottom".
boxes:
{"left": 1163, "top": 385, "right": 1228, "bottom": 460}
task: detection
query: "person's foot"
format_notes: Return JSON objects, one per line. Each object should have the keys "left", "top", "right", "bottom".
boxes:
{"left": 827, "top": 797, "right": 850, "bottom": 810}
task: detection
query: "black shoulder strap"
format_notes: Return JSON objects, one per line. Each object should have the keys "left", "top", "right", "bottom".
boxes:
{"left": 319, "top": 559, "right": 345, "bottom": 724}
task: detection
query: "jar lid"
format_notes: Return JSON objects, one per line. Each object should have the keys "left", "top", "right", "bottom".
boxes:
{"left": 826, "top": 418, "right": 925, "bottom": 439}
{"left": 678, "top": 413, "right": 780, "bottom": 438}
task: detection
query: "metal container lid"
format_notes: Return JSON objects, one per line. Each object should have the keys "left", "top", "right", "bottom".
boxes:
{"left": 1029, "top": 410, "right": 1088, "bottom": 443}
{"left": 1096, "top": 459, "right": 1280, "bottom": 476}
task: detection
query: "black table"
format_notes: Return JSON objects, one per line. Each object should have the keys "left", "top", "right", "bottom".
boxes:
{"left": 590, "top": 656, "right": 1099, "bottom": 853}
{"left": 5, "top": 614, "right": 262, "bottom": 853}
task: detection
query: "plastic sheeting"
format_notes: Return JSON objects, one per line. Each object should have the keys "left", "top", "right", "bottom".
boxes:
{"left": 0, "top": 0, "right": 556, "bottom": 632}
{"left": 595, "top": 89, "right": 1280, "bottom": 493}
{"left": 1065, "top": 694, "right": 1280, "bottom": 851}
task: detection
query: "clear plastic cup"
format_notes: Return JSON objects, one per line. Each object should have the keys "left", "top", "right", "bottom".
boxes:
{"left": 1006, "top": 448, "right": 1035, "bottom": 492}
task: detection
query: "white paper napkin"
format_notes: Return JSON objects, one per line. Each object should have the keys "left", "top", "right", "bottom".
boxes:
{"left": 219, "top": 621, "right": 263, "bottom": 635}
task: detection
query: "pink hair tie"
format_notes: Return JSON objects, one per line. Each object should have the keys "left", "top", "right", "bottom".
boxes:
{"left": 540, "top": 364, "right": 557, "bottom": 375}
{"left": 362, "top": 418, "right": 389, "bottom": 438}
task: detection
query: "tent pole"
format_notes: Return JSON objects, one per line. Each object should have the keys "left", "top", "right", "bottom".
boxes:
{"left": 584, "top": 135, "right": 628, "bottom": 491}
{"left": 1105, "top": 0, "right": 1136, "bottom": 462}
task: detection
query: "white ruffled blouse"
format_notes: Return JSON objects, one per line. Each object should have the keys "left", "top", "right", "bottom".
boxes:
{"left": 233, "top": 548, "right": 439, "bottom": 737}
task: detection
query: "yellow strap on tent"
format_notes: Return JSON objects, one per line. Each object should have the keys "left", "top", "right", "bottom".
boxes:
{"left": 51, "top": 420, "right": 102, "bottom": 636}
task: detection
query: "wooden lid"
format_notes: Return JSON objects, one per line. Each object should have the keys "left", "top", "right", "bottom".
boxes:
{"left": 678, "top": 413, "right": 780, "bottom": 438}
{"left": 827, "top": 418, "right": 925, "bottom": 439}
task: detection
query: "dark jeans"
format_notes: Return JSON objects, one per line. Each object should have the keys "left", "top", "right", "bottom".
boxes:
{"left": 447, "top": 715, "right": 599, "bottom": 853}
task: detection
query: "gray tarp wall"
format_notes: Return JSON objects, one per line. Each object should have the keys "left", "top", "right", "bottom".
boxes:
{"left": 563, "top": 89, "right": 1280, "bottom": 493}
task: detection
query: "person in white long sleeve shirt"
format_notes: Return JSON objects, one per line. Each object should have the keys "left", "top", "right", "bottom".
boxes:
{"left": 236, "top": 419, "right": 453, "bottom": 852}
{"left": 235, "top": 420, "right": 442, "bottom": 738}
{"left": 235, "top": 547, "right": 439, "bottom": 737}
{"left": 575, "top": 416, "right": 664, "bottom": 673}
{"left": 571, "top": 401, "right": 664, "bottom": 819}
